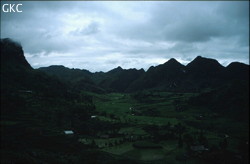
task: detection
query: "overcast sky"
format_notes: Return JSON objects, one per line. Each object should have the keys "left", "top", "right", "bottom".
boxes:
{"left": 1, "top": 1, "right": 249, "bottom": 72}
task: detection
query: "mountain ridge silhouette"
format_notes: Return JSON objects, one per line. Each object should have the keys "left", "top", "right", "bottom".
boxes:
{"left": 1, "top": 38, "right": 249, "bottom": 93}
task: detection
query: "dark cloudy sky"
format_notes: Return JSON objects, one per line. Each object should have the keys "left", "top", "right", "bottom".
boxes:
{"left": 1, "top": 1, "right": 249, "bottom": 72}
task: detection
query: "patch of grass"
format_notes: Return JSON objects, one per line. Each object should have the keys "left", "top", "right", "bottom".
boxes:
{"left": 102, "top": 142, "right": 134, "bottom": 155}
{"left": 118, "top": 127, "right": 147, "bottom": 135}
{"left": 133, "top": 141, "right": 162, "bottom": 149}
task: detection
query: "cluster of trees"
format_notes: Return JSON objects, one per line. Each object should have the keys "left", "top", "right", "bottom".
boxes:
{"left": 188, "top": 80, "right": 249, "bottom": 121}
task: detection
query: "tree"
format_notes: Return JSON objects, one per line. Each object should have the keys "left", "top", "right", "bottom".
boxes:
{"left": 91, "top": 140, "right": 96, "bottom": 148}
{"left": 178, "top": 136, "right": 183, "bottom": 148}
{"left": 183, "top": 134, "right": 194, "bottom": 148}
{"left": 114, "top": 140, "right": 119, "bottom": 146}
{"left": 175, "top": 123, "right": 186, "bottom": 136}
{"left": 220, "top": 138, "right": 228, "bottom": 150}
{"left": 198, "top": 130, "right": 208, "bottom": 147}
{"left": 109, "top": 142, "right": 113, "bottom": 147}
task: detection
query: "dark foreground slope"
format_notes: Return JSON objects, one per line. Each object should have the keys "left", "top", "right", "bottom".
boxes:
{"left": 0, "top": 38, "right": 139, "bottom": 164}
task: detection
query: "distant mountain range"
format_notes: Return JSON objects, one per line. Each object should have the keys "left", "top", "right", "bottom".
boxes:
{"left": 1, "top": 38, "right": 249, "bottom": 93}
{"left": 38, "top": 56, "right": 249, "bottom": 93}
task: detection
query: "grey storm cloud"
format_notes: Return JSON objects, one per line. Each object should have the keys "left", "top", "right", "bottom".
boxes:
{"left": 1, "top": 1, "right": 249, "bottom": 72}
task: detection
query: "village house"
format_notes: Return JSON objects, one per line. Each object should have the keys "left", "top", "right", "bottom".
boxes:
{"left": 64, "top": 130, "right": 74, "bottom": 135}
{"left": 91, "top": 115, "right": 97, "bottom": 119}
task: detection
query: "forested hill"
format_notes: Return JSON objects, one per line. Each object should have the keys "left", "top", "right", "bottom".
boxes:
{"left": 38, "top": 56, "right": 249, "bottom": 93}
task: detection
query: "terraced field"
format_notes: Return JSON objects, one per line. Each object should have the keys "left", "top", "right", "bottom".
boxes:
{"left": 78, "top": 91, "right": 249, "bottom": 163}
